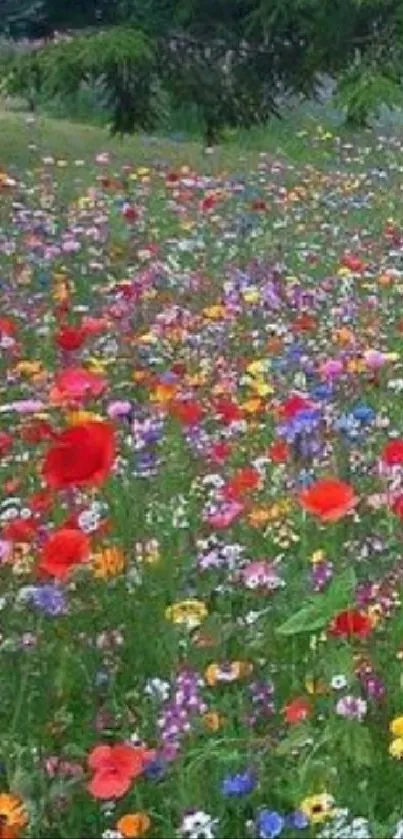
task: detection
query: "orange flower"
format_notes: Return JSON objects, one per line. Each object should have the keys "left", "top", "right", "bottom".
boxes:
{"left": 0, "top": 793, "right": 28, "bottom": 839}
{"left": 284, "top": 697, "right": 311, "bottom": 725}
{"left": 116, "top": 813, "right": 151, "bottom": 838}
{"left": 87, "top": 744, "right": 154, "bottom": 800}
{"left": 299, "top": 479, "right": 358, "bottom": 523}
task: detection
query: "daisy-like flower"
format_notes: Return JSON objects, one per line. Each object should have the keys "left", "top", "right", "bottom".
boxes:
{"left": 335, "top": 695, "right": 367, "bottom": 721}
{"left": 178, "top": 811, "right": 218, "bottom": 839}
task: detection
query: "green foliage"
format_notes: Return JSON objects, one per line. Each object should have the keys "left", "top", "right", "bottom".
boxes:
{"left": 276, "top": 568, "right": 357, "bottom": 637}
{"left": 5, "top": 28, "right": 159, "bottom": 133}
{"left": 336, "top": 61, "right": 403, "bottom": 126}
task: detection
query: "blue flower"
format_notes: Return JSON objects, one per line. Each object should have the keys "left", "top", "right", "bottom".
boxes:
{"left": 287, "top": 810, "right": 309, "bottom": 830}
{"left": 351, "top": 403, "right": 376, "bottom": 425}
{"left": 29, "top": 584, "right": 67, "bottom": 616}
{"left": 221, "top": 769, "right": 257, "bottom": 797}
{"left": 256, "top": 810, "right": 284, "bottom": 838}
{"left": 143, "top": 757, "right": 167, "bottom": 782}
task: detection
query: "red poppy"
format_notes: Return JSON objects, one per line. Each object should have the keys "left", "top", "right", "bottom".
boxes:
{"left": 329, "top": 609, "right": 373, "bottom": 639}
{"left": 0, "top": 317, "right": 17, "bottom": 337}
{"left": 51, "top": 368, "right": 107, "bottom": 404}
{"left": 299, "top": 478, "right": 358, "bottom": 522}
{"left": 43, "top": 421, "right": 115, "bottom": 490}
{"left": 268, "top": 441, "right": 290, "bottom": 464}
{"left": 292, "top": 313, "right": 318, "bottom": 333}
{"left": 3, "top": 517, "right": 39, "bottom": 543}
{"left": 81, "top": 317, "right": 107, "bottom": 336}
{"left": 201, "top": 195, "right": 217, "bottom": 212}
{"left": 28, "top": 489, "right": 54, "bottom": 516}
{"left": 341, "top": 254, "right": 365, "bottom": 272}
{"left": 283, "top": 696, "right": 311, "bottom": 725}
{"left": 170, "top": 400, "right": 203, "bottom": 426}
{"left": 208, "top": 441, "right": 232, "bottom": 464}
{"left": 21, "top": 419, "right": 57, "bottom": 445}
{"left": 381, "top": 440, "right": 403, "bottom": 467}
{"left": 56, "top": 325, "right": 87, "bottom": 352}
{"left": 279, "top": 394, "right": 314, "bottom": 420}
{"left": 213, "top": 398, "right": 243, "bottom": 424}
{"left": 122, "top": 205, "right": 139, "bottom": 222}
{"left": 39, "top": 528, "right": 90, "bottom": 579}
{"left": 0, "top": 432, "right": 12, "bottom": 456}
{"left": 87, "top": 743, "right": 155, "bottom": 800}
{"left": 223, "top": 466, "right": 261, "bottom": 501}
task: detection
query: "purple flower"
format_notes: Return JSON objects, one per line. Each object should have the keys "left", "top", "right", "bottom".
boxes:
{"left": 221, "top": 769, "right": 257, "bottom": 797}
{"left": 28, "top": 584, "right": 67, "bottom": 616}
{"left": 256, "top": 810, "right": 284, "bottom": 838}
{"left": 336, "top": 695, "right": 367, "bottom": 721}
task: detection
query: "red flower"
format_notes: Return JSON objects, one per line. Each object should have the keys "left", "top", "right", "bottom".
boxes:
{"left": 213, "top": 398, "right": 243, "bottom": 424}
{"left": 122, "top": 205, "right": 139, "bottom": 222}
{"left": 170, "top": 400, "right": 203, "bottom": 426}
{"left": 3, "top": 517, "right": 39, "bottom": 543}
{"left": 208, "top": 441, "right": 232, "bottom": 464}
{"left": 251, "top": 199, "right": 267, "bottom": 212}
{"left": 268, "top": 441, "right": 290, "bottom": 464}
{"left": 292, "top": 313, "right": 317, "bottom": 333}
{"left": 56, "top": 325, "right": 87, "bottom": 352}
{"left": 279, "top": 394, "right": 314, "bottom": 420}
{"left": 299, "top": 479, "right": 358, "bottom": 523}
{"left": 87, "top": 744, "right": 155, "bottom": 800}
{"left": 223, "top": 466, "right": 261, "bottom": 501}
{"left": 39, "top": 528, "right": 90, "bottom": 580}
{"left": 51, "top": 368, "right": 107, "bottom": 403}
{"left": 382, "top": 440, "right": 403, "bottom": 467}
{"left": 0, "top": 432, "right": 12, "bottom": 456}
{"left": 330, "top": 609, "right": 373, "bottom": 639}
{"left": 43, "top": 421, "right": 115, "bottom": 490}
{"left": 21, "top": 419, "right": 57, "bottom": 444}
{"left": 392, "top": 494, "right": 403, "bottom": 518}
{"left": 341, "top": 254, "right": 365, "bottom": 272}
{"left": 283, "top": 697, "right": 311, "bottom": 725}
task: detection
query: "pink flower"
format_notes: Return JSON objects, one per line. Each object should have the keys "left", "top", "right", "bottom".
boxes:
{"left": 239, "top": 561, "right": 284, "bottom": 591}
{"left": 206, "top": 501, "right": 244, "bottom": 529}
{"left": 320, "top": 359, "right": 344, "bottom": 380}
{"left": 363, "top": 349, "right": 386, "bottom": 370}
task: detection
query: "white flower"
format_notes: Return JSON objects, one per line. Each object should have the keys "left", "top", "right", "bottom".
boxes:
{"left": 145, "top": 677, "right": 171, "bottom": 702}
{"left": 331, "top": 674, "right": 349, "bottom": 691}
{"left": 394, "top": 820, "right": 403, "bottom": 839}
{"left": 336, "top": 695, "right": 367, "bottom": 721}
{"left": 179, "top": 811, "right": 218, "bottom": 839}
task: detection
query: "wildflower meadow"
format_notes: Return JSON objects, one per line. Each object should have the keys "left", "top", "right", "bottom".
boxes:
{"left": 2, "top": 112, "right": 403, "bottom": 839}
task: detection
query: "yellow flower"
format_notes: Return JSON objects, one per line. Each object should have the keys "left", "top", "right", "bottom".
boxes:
{"left": 165, "top": 599, "right": 208, "bottom": 630}
{"left": 202, "top": 305, "right": 226, "bottom": 320}
{"left": 247, "top": 507, "right": 272, "bottom": 528}
{"left": 389, "top": 737, "right": 403, "bottom": 759}
{"left": 390, "top": 716, "right": 403, "bottom": 738}
{"left": 311, "top": 549, "right": 326, "bottom": 565}
{"left": 116, "top": 812, "right": 151, "bottom": 838}
{"left": 16, "top": 360, "right": 43, "bottom": 377}
{"left": 205, "top": 660, "right": 253, "bottom": 686}
{"left": 0, "top": 792, "right": 28, "bottom": 836}
{"left": 203, "top": 711, "right": 224, "bottom": 732}
{"left": 135, "top": 540, "right": 160, "bottom": 565}
{"left": 242, "top": 397, "right": 264, "bottom": 415}
{"left": 91, "top": 547, "right": 126, "bottom": 579}
{"left": 251, "top": 379, "right": 273, "bottom": 398}
{"left": 299, "top": 793, "right": 335, "bottom": 825}
{"left": 242, "top": 289, "right": 260, "bottom": 304}
{"left": 68, "top": 411, "right": 103, "bottom": 425}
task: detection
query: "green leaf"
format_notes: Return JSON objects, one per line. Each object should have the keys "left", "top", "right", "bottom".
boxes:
{"left": 339, "top": 725, "right": 373, "bottom": 767}
{"left": 276, "top": 724, "right": 313, "bottom": 756}
{"left": 277, "top": 568, "right": 356, "bottom": 636}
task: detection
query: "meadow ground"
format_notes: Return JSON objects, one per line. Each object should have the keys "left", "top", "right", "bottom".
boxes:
{"left": 2, "top": 108, "right": 403, "bottom": 839}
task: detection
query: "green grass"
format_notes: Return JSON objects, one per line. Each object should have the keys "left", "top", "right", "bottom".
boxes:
{"left": 2, "top": 105, "right": 403, "bottom": 839}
